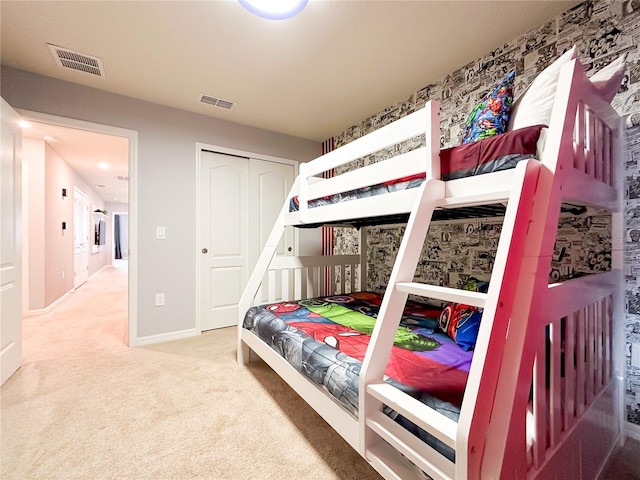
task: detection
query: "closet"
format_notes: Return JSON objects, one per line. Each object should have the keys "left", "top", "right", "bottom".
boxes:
{"left": 199, "top": 151, "right": 295, "bottom": 330}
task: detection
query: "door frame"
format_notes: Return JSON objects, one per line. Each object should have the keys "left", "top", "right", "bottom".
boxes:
{"left": 195, "top": 142, "right": 298, "bottom": 333}
{"left": 17, "top": 109, "right": 138, "bottom": 346}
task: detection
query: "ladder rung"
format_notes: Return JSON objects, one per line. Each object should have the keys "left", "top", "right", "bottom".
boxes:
{"left": 396, "top": 282, "right": 487, "bottom": 308}
{"left": 367, "top": 412, "right": 455, "bottom": 480}
{"left": 367, "top": 382, "right": 457, "bottom": 449}
{"left": 437, "top": 190, "right": 510, "bottom": 208}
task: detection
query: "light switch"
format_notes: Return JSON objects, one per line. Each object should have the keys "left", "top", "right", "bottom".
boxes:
{"left": 156, "top": 226, "right": 166, "bottom": 239}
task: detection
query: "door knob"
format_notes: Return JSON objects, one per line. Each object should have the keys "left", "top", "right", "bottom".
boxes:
{"left": 202, "top": 248, "right": 208, "bottom": 254}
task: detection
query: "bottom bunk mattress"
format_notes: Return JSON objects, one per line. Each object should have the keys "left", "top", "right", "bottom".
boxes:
{"left": 242, "top": 292, "right": 475, "bottom": 443}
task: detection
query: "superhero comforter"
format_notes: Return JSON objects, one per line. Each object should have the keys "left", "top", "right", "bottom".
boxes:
{"left": 242, "top": 291, "right": 472, "bottom": 418}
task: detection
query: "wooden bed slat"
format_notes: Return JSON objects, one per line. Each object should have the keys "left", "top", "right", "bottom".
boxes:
{"left": 550, "top": 320, "right": 562, "bottom": 448}
{"left": 576, "top": 309, "right": 586, "bottom": 416}
{"left": 586, "top": 304, "right": 595, "bottom": 404}
{"left": 533, "top": 335, "right": 547, "bottom": 469}
{"left": 564, "top": 314, "right": 576, "bottom": 430}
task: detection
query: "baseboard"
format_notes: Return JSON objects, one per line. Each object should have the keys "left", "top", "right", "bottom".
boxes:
{"left": 27, "top": 291, "right": 71, "bottom": 316}
{"left": 27, "top": 264, "right": 113, "bottom": 316}
{"left": 626, "top": 420, "right": 640, "bottom": 441}
{"left": 88, "top": 264, "right": 110, "bottom": 279}
{"left": 132, "top": 328, "right": 198, "bottom": 347}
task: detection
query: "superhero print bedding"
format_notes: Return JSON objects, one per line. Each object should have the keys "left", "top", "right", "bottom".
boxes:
{"left": 242, "top": 292, "right": 476, "bottom": 413}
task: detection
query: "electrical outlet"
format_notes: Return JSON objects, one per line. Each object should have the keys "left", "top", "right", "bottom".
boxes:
{"left": 155, "top": 293, "right": 165, "bottom": 307}
{"left": 156, "top": 226, "right": 166, "bottom": 239}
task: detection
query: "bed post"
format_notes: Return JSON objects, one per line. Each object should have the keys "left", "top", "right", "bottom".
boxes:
{"left": 359, "top": 227, "right": 367, "bottom": 292}
{"left": 426, "top": 100, "right": 441, "bottom": 181}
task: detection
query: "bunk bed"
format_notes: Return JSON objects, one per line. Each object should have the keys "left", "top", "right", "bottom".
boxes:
{"left": 237, "top": 57, "right": 625, "bottom": 480}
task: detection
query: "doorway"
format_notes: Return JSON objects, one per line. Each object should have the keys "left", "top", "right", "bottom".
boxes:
{"left": 113, "top": 212, "right": 129, "bottom": 263}
{"left": 17, "top": 109, "right": 137, "bottom": 345}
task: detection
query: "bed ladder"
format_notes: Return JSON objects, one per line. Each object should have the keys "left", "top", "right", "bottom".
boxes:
{"left": 359, "top": 158, "right": 543, "bottom": 480}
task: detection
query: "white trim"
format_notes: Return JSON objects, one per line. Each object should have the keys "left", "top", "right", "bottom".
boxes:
{"left": 626, "top": 420, "right": 640, "bottom": 441}
{"left": 133, "top": 328, "right": 198, "bottom": 347}
{"left": 27, "top": 291, "right": 72, "bottom": 316}
{"left": 16, "top": 109, "right": 138, "bottom": 347}
{"left": 194, "top": 142, "right": 299, "bottom": 334}
{"left": 26, "top": 250, "right": 113, "bottom": 317}
{"left": 198, "top": 142, "right": 300, "bottom": 167}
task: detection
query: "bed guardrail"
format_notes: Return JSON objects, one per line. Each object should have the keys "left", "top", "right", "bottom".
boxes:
{"left": 296, "top": 101, "right": 440, "bottom": 223}
{"left": 255, "top": 254, "right": 362, "bottom": 304}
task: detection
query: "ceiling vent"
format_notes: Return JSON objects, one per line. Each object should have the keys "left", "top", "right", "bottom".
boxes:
{"left": 200, "top": 94, "right": 234, "bottom": 110}
{"left": 116, "top": 175, "right": 129, "bottom": 181}
{"left": 47, "top": 44, "right": 105, "bottom": 77}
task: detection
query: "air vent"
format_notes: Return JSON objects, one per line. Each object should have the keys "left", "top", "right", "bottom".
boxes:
{"left": 200, "top": 94, "right": 234, "bottom": 110}
{"left": 116, "top": 175, "right": 129, "bottom": 181}
{"left": 47, "top": 44, "right": 105, "bottom": 77}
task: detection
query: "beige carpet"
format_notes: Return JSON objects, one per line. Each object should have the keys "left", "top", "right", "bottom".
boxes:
{"left": 0, "top": 263, "right": 380, "bottom": 480}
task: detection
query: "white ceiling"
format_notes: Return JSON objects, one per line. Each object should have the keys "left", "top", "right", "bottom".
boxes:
{"left": 1, "top": 0, "right": 581, "bottom": 203}
{"left": 21, "top": 121, "right": 130, "bottom": 205}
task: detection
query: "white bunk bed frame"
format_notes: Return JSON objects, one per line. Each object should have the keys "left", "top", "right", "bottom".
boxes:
{"left": 237, "top": 59, "right": 624, "bottom": 479}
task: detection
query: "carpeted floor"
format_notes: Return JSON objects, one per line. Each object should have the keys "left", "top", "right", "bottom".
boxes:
{"left": 3, "top": 263, "right": 638, "bottom": 479}
{"left": 0, "top": 262, "right": 380, "bottom": 480}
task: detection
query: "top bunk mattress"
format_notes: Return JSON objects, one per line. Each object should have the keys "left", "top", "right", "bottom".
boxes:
{"left": 290, "top": 124, "right": 544, "bottom": 218}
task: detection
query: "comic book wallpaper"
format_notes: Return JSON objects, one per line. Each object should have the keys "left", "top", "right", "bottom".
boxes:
{"left": 329, "top": 0, "right": 640, "bottom": 426}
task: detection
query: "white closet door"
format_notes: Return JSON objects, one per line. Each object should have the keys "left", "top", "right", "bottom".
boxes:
{"left": 199, "top": 152, "right": 296, "bottom": 331}
{"left": 248, "top": 158, "right": 295, "bottom": 270}
{"left": 200, "top": 151, "right": 249, "bottom": 331}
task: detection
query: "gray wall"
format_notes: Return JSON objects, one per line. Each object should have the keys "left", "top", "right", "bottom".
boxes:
{"left": 1, "top": 66, "right": 320, "bottom": 340}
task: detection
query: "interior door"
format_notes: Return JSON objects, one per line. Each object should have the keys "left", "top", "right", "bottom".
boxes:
{"left": 73, "top": 187, "right": 90, "bottom": 288}
{"left": 200, "top": 151, "right": 249, "bottom": 331}
{"left": 199, "top": 152, "right": 296, "bottom": 331}
{"left": 249, "top": 158, "right": 295, "bottom": 303}
{"left": 1, "top": 98, "right": 23, "bottom": 385}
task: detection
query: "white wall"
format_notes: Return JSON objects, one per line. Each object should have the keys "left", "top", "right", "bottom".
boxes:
{"left": 44, "top": 143, "right": 109, "bottom": 305}
{"left": 22, "top": 137, "right": 45, "bottom": 310}
{"left": 1, "top": 66, "right": 321, "bottom": 340}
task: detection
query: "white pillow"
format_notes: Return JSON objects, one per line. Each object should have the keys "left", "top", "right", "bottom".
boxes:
{"left": 508, "top": 45, "right": 578, "bottom": 131}
{"left": 589, "top": 53, "right": 627, "bottom": 102}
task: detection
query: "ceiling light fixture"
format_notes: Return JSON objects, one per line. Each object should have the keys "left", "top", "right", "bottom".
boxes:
{"left": 238, "top": 0, "right": 308, "bottom": 20}
{"left": 98, "top": 163, "right": 110, "bottom": 170}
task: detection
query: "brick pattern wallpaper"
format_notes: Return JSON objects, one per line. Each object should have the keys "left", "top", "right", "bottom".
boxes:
{"left": 329, "top": 0, "right": 640, "bottom": 425}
